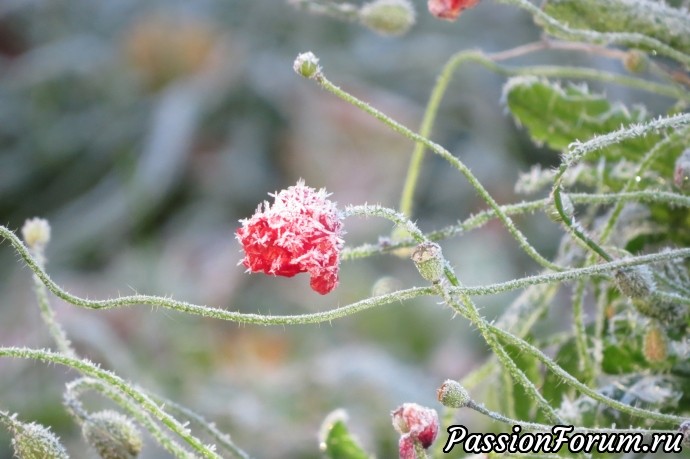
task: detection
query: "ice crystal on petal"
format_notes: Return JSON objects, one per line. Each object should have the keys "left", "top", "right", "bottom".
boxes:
{"left": 236, "top": 180, "right": 344, "bottom": 294}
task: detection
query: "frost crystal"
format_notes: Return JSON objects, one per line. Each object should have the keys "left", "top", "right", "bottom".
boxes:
{"left": 236, "top": 180, "right": 344, "bottom": 294}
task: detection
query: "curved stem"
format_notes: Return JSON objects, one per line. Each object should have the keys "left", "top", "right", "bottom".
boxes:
{"left": 437, "top": 285, "right": 563, "bottom": 424}
{"left": 598, "top": 129, "right": 688, "bottom": 244}
{"left": 399, "top": 41, "right": 690, "bottom": 217}
{"left": 311, "top": 70, "right": 561, "bottom": 271}
{"left": 29, "top": 246, "right": 76, "bottom": 358}
{"left": 565, "top": 113, "right": 690, "bottom": 166}
{"left": 344, "top": 190, "right": 690, "bottom": 260}
{"left": 64, "top": 378, "right": 195, "bottom": 459}
{"left": 1, "top": 222, "right": 433, "bottom": 324}
{"left": 487, "top": 325, "right": 686, "bottom": 424}
{"left": 466, "top": 399, "right": 678, "bottom": 435}
{"left": 145, "top": 392, "right": 252, "bottom": 459}
{"left": 571, "top": 280, "right": 593, "bottom": 383}
{"left": 3, "top": 226, "right": 689, "bottom": 322}
{"left": 0, "top": 347, "right": 221, "bottom": 459}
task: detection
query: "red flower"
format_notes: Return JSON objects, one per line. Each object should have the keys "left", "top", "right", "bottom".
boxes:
{"left": 392, "top": 403, "right": 439, "bottom": 457}
{"left": 236, "top": 180, "right": 344, "bottom": 295}
{"left": 428, "top": 0, "right": 480, "bottom": 20}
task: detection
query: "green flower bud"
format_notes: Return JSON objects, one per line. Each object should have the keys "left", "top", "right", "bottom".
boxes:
{"left": 411, "top": 242, "right": 444, "bottom": 284}
{"left": 437, "top": 380, "right": 471, "bottom": 408}
{"left": 615, "top": 266, "right": 655, "bottom": 300}
{"left": 9, "top": 418, "right": 69, "bottom": 459}
{"left": 82, "top": 411, "right": 142, "bottom": 459}
{"left": 293, "top": 52, "right": 320, "bottom": 79}
{"left": 359, "top": 0, "right": 415, "bottom": 36}
{"left": 634, "top": 298, "right": 687, "bottom": 331}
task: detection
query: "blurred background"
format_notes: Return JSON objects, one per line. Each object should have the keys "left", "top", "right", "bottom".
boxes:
{"left": 0, "top": 0, "right": 681, "bottom": 457}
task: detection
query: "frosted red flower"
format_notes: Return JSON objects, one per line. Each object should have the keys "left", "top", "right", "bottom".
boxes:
{"left": 392, "top": 403, "right": 439, "bottom": 458}
{"left": 428, "top": 0, "right": 480, "bottom": 20}
{"left": 236, "top": 180, "right": 344, "bottom": 295}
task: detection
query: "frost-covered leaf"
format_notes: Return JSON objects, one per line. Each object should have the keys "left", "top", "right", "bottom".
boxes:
{"left": 503, "top": 77, "right": 657, "bottom": 160}
{"left": 541, "top": 0, "right": 690, "bottom": 56}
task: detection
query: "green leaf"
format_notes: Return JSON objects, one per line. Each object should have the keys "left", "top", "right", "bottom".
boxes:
{"left": 320, "top": 411, "right": 371, "bottom": 459}
{"left": 541, "top": 0, "right": 690, "bottom": 56}
{"left": 503, "top": 77, "right": 658, "bottom": 160}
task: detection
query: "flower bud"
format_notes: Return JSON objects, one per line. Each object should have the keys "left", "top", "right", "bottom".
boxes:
{"left": 674, "top": 148, "right": 690, "bottom": 192}
{"left": 21, "top": 218, "right": 51, "bottom": 249}
{"left": 359, "top": 0, "right": 415, "bottom": 36}
{"left": 411, "top": 242, "right": 444, "bottom": 284}
{"left": 437, "top": 379, "right": 471, "bottom": 408}
{"left": 623, "top": 50, "right": 648, "bottom": 74}
{"left": 633, "top": 298, "right": 687, "bottom": 331}
{"left": 615, "top": 266, "right": 655, "bottom": 300}
{"left": 391, "top": 403, "right": 439, "bottom": 449}
{"left": 643, "top": 323, "right": 667, "bottom": 364}
{"left": 9, "top": 418, "right": 69, "bottom": 459}
{"left": 82, "top": 411, "right": 142, "bottom": 459}
{"left": 293, "top": 52, "right": 320, "bottom": 79}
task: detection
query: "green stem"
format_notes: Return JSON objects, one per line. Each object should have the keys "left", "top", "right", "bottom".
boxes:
{"left": 565, "top": 113, "right": 690, "bottom": 166}
{"left": 145, "top": 392, "right": 252, "bottom": 459}
{"left": 487, "top": 325, "right": 686, "bottom": 424}
{"left": 398, "top": 43, "right": 690, "bottom": 217}
{"left": 467, "top": 399, "right": 679, "bottom": 435}
{"left": 0, "top": 347, "right": 221, "bottom": 459}
{"left": 345, "top": 190, "right": 690, "bottom": 260}
{"left": 3, "top": 225, "right": 690, "bottom": 324}
{"left": 436, "top": 285, "right": 563, "bottom": 424}
{"left": 553, "top": 181, "right": 613, "bottom": 262}
{"left": 29, "top": 247, "right": 76, "bottom": 359}
{"left": 571, "top": 280, "right": 593, "bottom": 383}
{"left": 64, "top": 378, "right": 195, "bottom": 459}
{"left": 598, "top": 130, "right": 688, "bottom": 244}
{"left": 311, "top": 70, "right": 561, "bottom": 271}
{"left": 1, "top": 222, "right": 433, "bottom": 325}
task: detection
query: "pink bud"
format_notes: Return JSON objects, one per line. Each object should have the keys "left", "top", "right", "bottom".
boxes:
{"left": 236, "top": 180, "right": 344, "bottom": 294}
{"left": 391, "top": 403, "right": 439, "bottom": 453}
{"left": 428, "top": 0, "right": 480, "bottom": 20}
